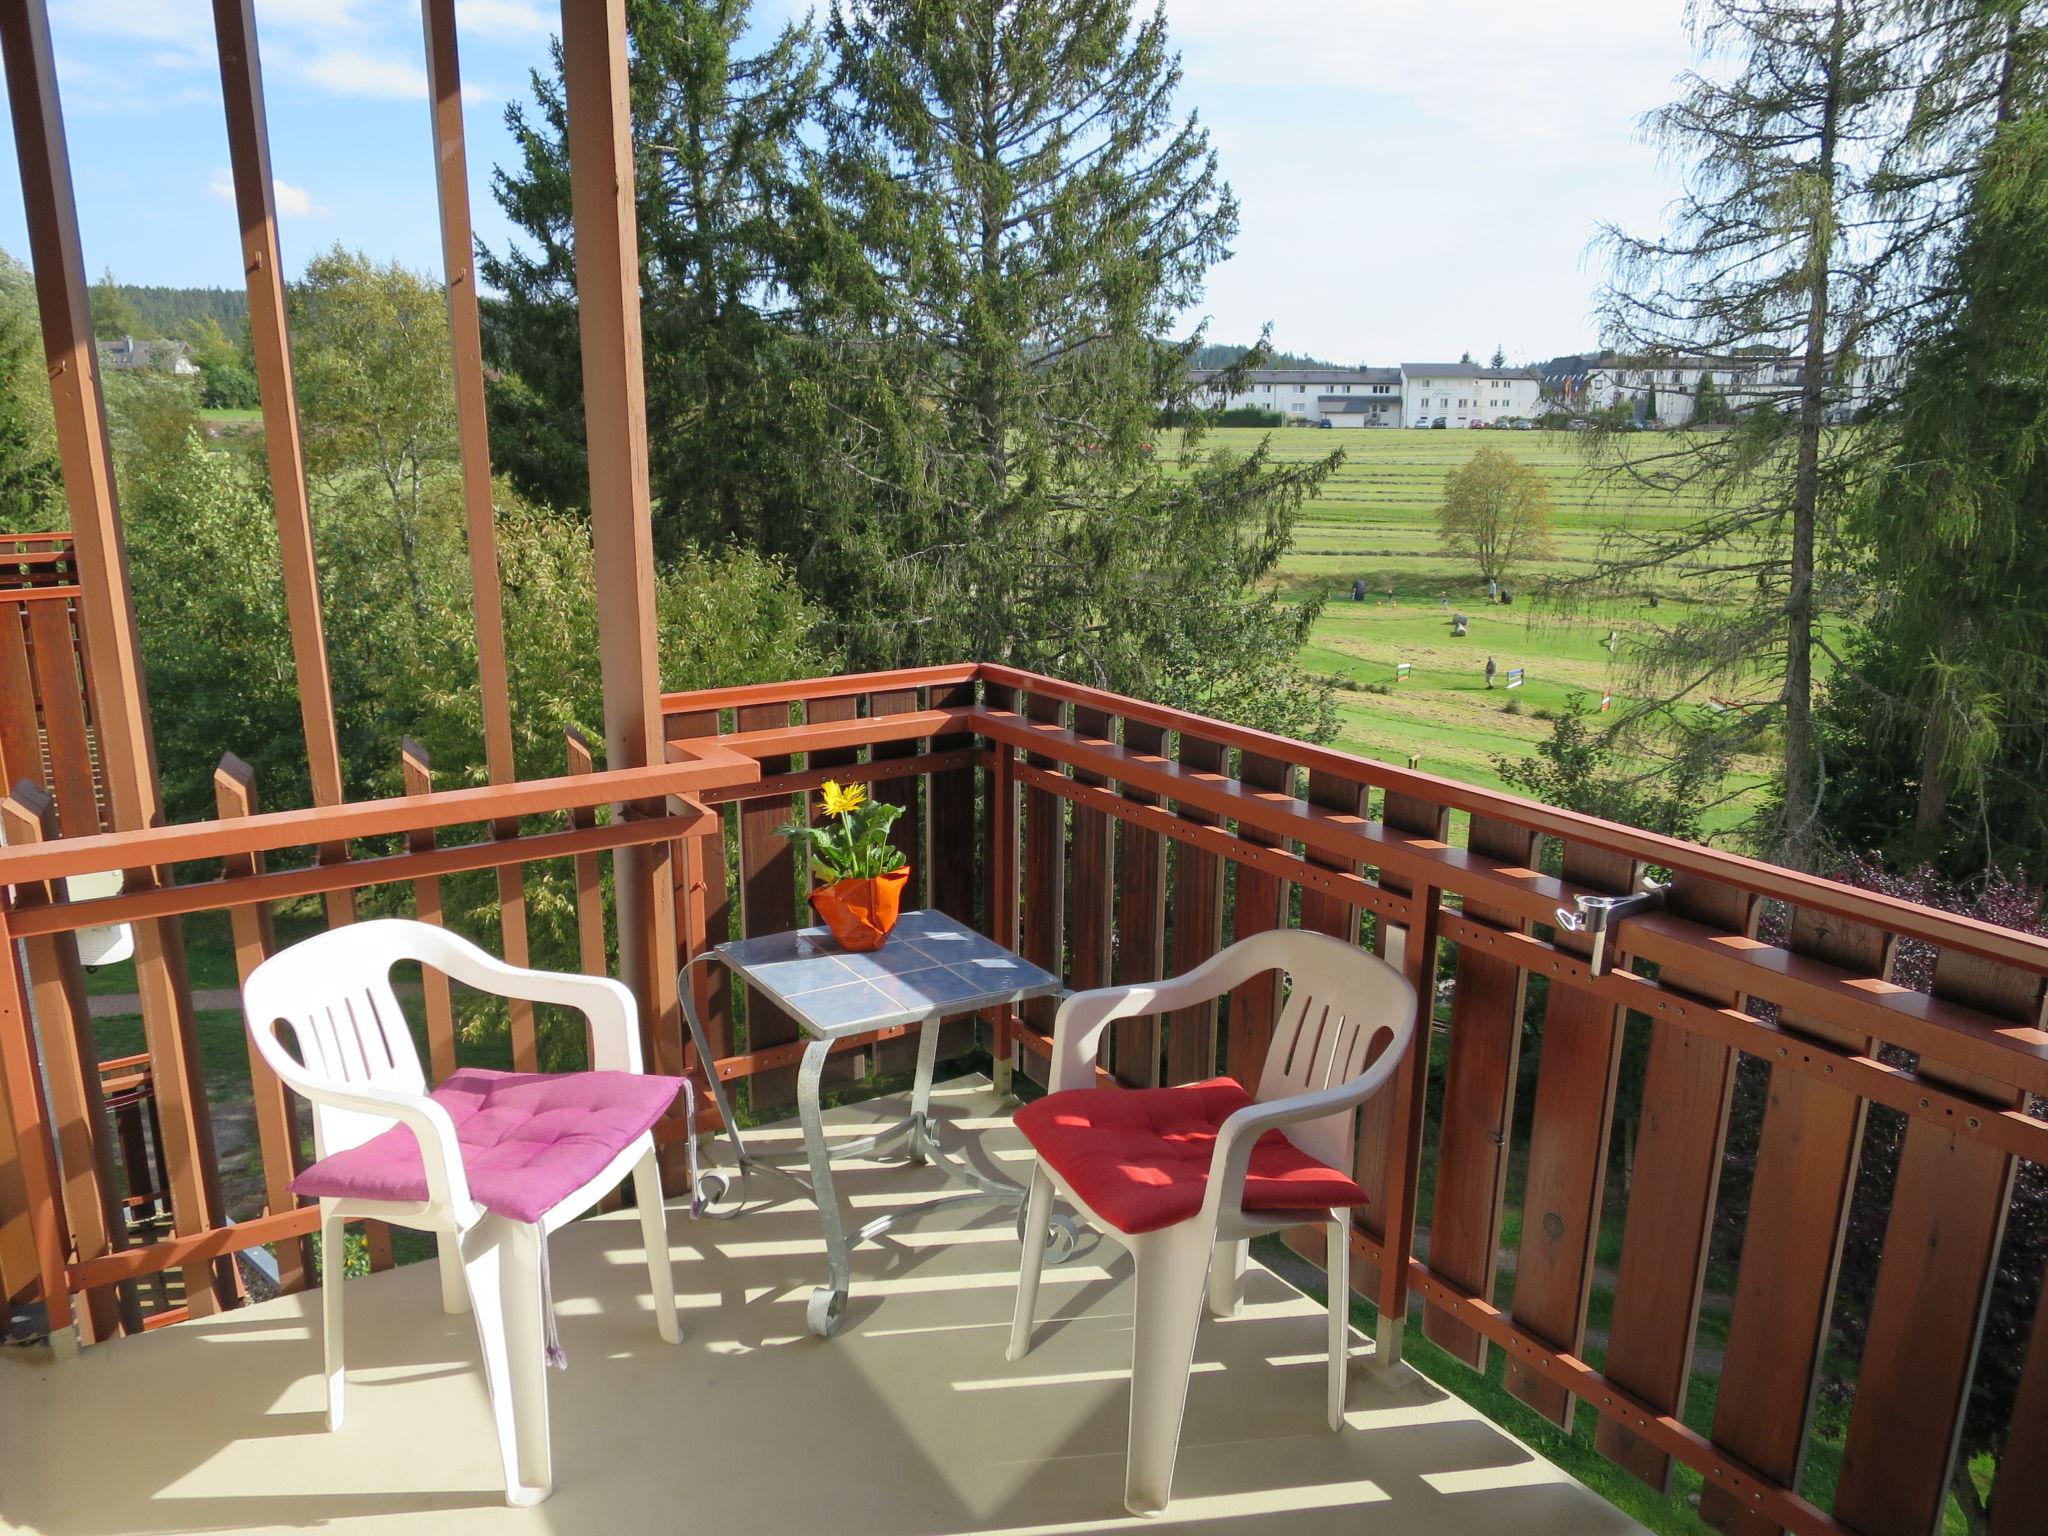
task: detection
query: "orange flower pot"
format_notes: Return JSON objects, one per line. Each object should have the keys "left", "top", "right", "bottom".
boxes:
{"left": 810, "top": 867, "right": 911, "bottom": 952}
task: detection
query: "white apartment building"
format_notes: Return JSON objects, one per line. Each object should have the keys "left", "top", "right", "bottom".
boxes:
{"left": 1398, "top": 363, "right": 1542, "bottom": 427}
{"left": 1585, "top": 352, "right": 1903, "bottom": 426}
{"left": 1192, "top": 366, "right": 1405, "bottom": 426}
{"left": 1194, "top": 361, "right": 1544, "bottom": 428}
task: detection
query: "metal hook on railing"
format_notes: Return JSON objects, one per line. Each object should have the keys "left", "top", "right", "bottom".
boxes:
{"left": 1554, "top": 877, "right": 1670, "bottom": 978}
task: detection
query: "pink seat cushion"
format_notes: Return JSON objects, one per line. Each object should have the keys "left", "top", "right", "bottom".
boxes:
{"left": 1014, "top": 1077, "right": 1367, "bottom": 1236}
{"left": 292, "top": 1068, "right": 682, "bottom": 1224}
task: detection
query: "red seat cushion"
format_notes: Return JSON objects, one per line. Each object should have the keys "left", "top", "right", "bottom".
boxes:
{"left": 1014, "top": 1077, "right": 1367, "bottom": 1235}
{"left": 292, "top": 1067, "right": 681, "bottom": 1224}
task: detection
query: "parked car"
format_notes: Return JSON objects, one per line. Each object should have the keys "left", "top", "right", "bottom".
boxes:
{"left": 1430, "top": 416, "right": 1447, "bottom": 429}
{"left": 1466, "top": 419, "right": 1489, "bottom": 429}
{"left": 1312, "top": 417, "right": 1333, "bottom": 429}
{"left": 1512, "top": 419, "right": 1534, "bottom": 430}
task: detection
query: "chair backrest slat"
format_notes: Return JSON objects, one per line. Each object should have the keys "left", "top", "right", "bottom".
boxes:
{"left": 243, "top": 921, "right": 439, "bottom": 1159}
{"left": 1245, "top": 930, "right": 1415, "bottom": 1173}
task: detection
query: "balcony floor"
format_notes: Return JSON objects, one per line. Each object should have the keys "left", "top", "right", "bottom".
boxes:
{"left": 0, "top": 1077, "right": 1646, "bottom": 1536}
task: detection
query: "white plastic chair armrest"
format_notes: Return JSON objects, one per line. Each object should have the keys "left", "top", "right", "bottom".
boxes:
{"left": 1198, "top": 1041, "right": 1410, "bottom": 1231}
{"left": 293, "top": 1073, "right": 481, "bottom": 1227}
{"left": 425, "top": 943, "right": 644, "bottom": 1074}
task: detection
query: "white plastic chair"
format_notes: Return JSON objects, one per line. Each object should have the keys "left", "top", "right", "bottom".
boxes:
{"left": 242, "top": 919, "right": 683, "bottom": 1506}
{"left": 1008, "top": 928, "right": 1417, "bottom": 1515}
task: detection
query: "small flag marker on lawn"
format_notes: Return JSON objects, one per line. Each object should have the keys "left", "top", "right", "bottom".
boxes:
{"left": 1506, "top": 667, "right": 1525, "bottom": 690}
{"left": 1601, "top": 691, "right": 1612, "bottom": 712}
{"left": 1394, "top": 662, "right": 1411, "bottom": 681}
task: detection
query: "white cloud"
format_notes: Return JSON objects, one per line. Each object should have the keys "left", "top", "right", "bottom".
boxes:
{"left": 455, "top": 0, "right": 553, "bottom": 39}
{"left": 207, "top": 166, "right": 326, "bottom": 218}
{"left": 303, "top": 49, "right": 428, "bottom": 100}
{"left": 1163, "top": 0, "right": 1689, "bottom": 139}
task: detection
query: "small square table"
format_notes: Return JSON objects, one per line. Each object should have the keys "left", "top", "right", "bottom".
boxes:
{"left": 679, "top": 909, "right": 1072, "bottom": 1336}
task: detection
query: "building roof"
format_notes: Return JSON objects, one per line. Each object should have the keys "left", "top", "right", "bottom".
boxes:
{"left": 1400, "top": 363, "right": 1541, "bottom": 381}
{"left": 97, "top": 336, "right": 195, "bottom": 370}
{"left": 1193, "top": 366, "right": 1398, "bottom": 387}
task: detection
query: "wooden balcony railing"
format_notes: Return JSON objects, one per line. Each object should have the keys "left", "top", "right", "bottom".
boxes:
{"left": 6, "top": 662, "right": 2036, "bottom": 1535}
{"left": 0, "top": 531, "right": 77, "bottom": 593}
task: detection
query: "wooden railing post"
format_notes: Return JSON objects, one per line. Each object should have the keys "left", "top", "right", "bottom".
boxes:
{"left": 1373, "top": 881, "right": 1442, "bottom": 1368}
{"left": 565, "top": 729, "right": 609, "bottom": 980}
{"left": 1423, "top": 815, "right": 1540, "bottom": 1371}
{"left": 213, "top": 0, "right": 354, "bottom": 926}
{"left": 0, "top": 896, "right": 74, "bottom": 1353}
{"left": 397, "top": 741, "right": 459, "bottom": 1085}
{"left": 0, "top": 784, "right": 135, "bottom": 1341}
{"left": 212, "top": 755, "right": 313, "bottom": 1294}
{"left": 420, "top": 0, "right": 535, "bottom": 1070}
{"left": 985, "top": 682, "right": 1020, "bottom": 1094}
{"left": 561, "top": 0, "right": 684, "bottom": 1167}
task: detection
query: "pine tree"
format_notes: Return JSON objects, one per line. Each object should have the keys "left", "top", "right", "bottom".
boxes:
{"left": 1582, "top": 0, "right": 1948, "bottom": 863}
{"left": 1822, "top": 84, "right": 2048, "bottom": 875}
{"left": 89, "top": 266, "right": 148, "bottom": 341}
{"left": 1488, "top": 344, "right": 1506, "bottom": 368}
{"left": 0, "top": 252, "right": 59, "bottom": 532}
{"left": 821, "top": 0, "right": 1337, "bottom": 734}
{"left": 482, "top": 0, "right": 836, "bottom": 554}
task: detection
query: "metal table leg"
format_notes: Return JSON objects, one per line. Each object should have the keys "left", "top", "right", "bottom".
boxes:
{"left": 679, "top": 952, "right": 756, "bottom": 1217}
{"left": 796, "top": 1036, "right": 852, "bottom": 1337}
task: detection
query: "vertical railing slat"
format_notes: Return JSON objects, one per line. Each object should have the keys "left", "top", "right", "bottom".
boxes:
{"left": 1225, "top": 752, "right": 1293, "bottom": 1093}
{"left": 398, "top": 740, "right": 458, "bottom": 1084}
{"left": 0, "top": 606, "right": 40, "bottom": 792}
{"left": 1065, "top": 705, "right": 1116, "bottom": 999}
{"left": 0, "top": 901, "right": 72, "bottom": 1342}
{"left": 1109, "top": 719, "right": 1169, "bottom": 1087}
{"left": 1991, "top": 1286, "right": 2048, "bottom": 1536}
{"left": 803, "top": 694, "right": 873, "bottom": 1086}
{"left": 927, "top": 679, "right": 980, "bottom": 927}
{"left": 564, "top": 728, "right": 608, "bottom": 979}
{"left": 1700, "top": 909, "right": 1894, "bottom": 1536}
{"left": 735, "top": 701, "right": 800, "bottom": 1109}
{"left": 1018, "top": 693, "right": 1068, "bottom": 1081}
{"left": 1163, "top": 735, "right": 1227, "bottom": 1085}
{"left": 23, "top": 601, "right": 100, "bottom": 835}
{"left": 1423, "top": 814, "right": 1540, "bottom": 1370}
{"left": 667, "top": 711, "right": 733, "bottom": 1066}
{"left": 212, "top": 755, "right": 313, "bottom": 1294}
{"left": 1502, "top": 840, "right": 1640, "bottom": 1429}
{"left": 1832, "top": 951, "right": 2041, "bottom": 1536}
{"left": 1596, "top": 871, "right": 1757, "bottom": 1489}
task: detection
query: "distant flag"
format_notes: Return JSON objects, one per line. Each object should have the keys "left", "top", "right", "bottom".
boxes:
{"left": 1506, "top": 667, "right": 1525, "bottom": 690}
{"left": 1394, "top": 662, "right": 1412, "bottom": 682}
{"left": 1601, "top": 691, "right": 1612, "bottom": 712}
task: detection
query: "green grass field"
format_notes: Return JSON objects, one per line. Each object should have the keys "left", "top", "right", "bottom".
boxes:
{"left": 1201, "top": 425, "right": 1776, "bottom": 838}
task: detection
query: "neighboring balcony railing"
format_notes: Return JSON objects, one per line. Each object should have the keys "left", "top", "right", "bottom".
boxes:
{"left": 0, "top": 661, "right": 2042, "bottom": 1536}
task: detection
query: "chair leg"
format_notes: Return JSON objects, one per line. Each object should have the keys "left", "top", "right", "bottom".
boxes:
{"left": 1124, "top": 1222, "right": 1213, "bottom": 1517}
{"left": 633, "top": 1147, "right": 681, "bottom": 1345}
{"left": 320, "top": 1206, "right": 347, "bottom": 1432}
{"left": 438, "top": 1229, "right": 470, "bottom": 1316}
{"left": 462, "top": 1218, "right": 553, "bottom": 1507}
{"left": 1207, "top": 1237, "right": 1248, "bottom": 1318}
{"left": 1008, "top": 1163, "right": 1055, "bottom": 1362}
{"left": 1327, "top": 1215, "right": 1350, "bottom": 1430}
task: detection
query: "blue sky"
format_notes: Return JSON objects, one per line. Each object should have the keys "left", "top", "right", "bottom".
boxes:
{"left": 1, "top": 0, "right": 1694, "bottom": 364}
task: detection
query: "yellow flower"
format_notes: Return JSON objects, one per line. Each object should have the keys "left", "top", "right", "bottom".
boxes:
{"left": 819, "top": 780, "right": 867, "bottom": 817}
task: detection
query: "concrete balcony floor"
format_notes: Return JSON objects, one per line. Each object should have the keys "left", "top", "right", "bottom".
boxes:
{"left": 0, "top": 1077, "right": 1647, "bottom": 1536}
